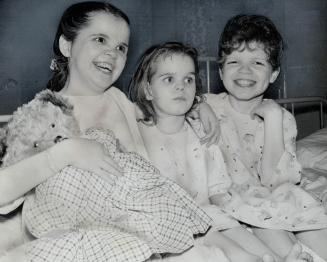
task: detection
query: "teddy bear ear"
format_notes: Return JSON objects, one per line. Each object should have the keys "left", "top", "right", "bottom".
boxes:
{"left": 0, "top": 127, "right": 8, "bottom": 166}
{"left": 35, "top": 90, "right": 74, "bottom": 114}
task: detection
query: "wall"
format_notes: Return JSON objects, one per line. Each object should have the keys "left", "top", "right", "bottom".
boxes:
{"left": 0, "top": 0, "right": 326, "bottom": 137}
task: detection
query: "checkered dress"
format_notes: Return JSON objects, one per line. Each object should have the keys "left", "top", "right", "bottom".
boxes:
{"left": 23, "top": 128, "right": 211, "bottom": 262}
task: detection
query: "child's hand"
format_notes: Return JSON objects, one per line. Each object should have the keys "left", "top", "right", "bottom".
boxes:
{"left": 251, "top": 99, "right": 282, "bottom": 120}
{"left": 209, "top": 192, "right": 232, "bottom": 208}
{"left": 53, "top": 138, "right": 122, "bottom": 182}
{"left": 197, "top": 102, "right": 221, "bottom": 146}
{"left": 284, "top": 243, "right": 313, "bottom": 262}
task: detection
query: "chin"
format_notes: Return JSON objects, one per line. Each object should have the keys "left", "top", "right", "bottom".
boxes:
{"left": 230, "top": 91, "right": 262, "bottom": 101}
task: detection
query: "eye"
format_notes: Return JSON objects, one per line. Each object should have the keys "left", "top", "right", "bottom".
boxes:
{"left": 94, "top": 37, "right": 106, "bottom": 44}
{"left": 116, "top": 45, "right": 128, "bottom": 54}
{"left": 226, "top": 60, "right": 237, "bottom": 65}
{"left": 254, "top": 61, "right": 265, "bottom": 66}
{"left": 184, "top": 76, "right": 195, "bottom": 84}
{"left": 33, "top": 142, "right": 39, "bottom": 148}
{"left": 51, "top": 123, "right": 55, "bottom": 128}
{"left": 163, "top": 76, "right": 173, "bottom": 83}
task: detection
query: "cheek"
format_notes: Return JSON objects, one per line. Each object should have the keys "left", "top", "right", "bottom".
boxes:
{"left": 190, "top": 87, "right": 196, "bottom": 97}
{"left": 117, "top": 56, "right": 127, "bottom": 68}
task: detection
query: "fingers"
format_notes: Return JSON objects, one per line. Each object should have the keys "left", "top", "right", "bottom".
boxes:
{"left": 208, "top": 124, "right": 221, "bottom": 147}
{"left": 205, "top": 130, "right": 220, "bottom": 147}
{"left": 200, "top": 120, "right": 212, "bottom": 144}
{"left": 262, "top": 254, "right": 275, "bottom": 262}
{"left": 298, "top": 252, "right": 313, "bottom": 262}
{"left": 200, "top": 120, "right": 221, "bottom": 147}
{"left": 285, "top": 243, "right": 313, "bottom": 262}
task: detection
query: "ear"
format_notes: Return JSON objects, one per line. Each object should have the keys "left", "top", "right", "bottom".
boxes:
{"left": 269, "top": 68, "right": 280, "bottom": 84}
{"left": 144, "top": 82, "right": 153, "bottom": 100}
{"left": 59, "top": 35, "right": 72, "bottom": 58}
{"left": 219, "top": 68, "right": 223, "bottom": 79}
{"left": 0, "top": 128, "right": 7, "bottom": 166}
{"left": 36, "top": 90, "right": 73, "bottom": 115}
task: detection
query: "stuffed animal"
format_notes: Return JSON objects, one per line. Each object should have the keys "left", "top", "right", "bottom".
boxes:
{"left": 0, "top": 90, "right": 80, "bottom": 168}
{"left": 0, "top": 90, "right": 80, "bottom": 257}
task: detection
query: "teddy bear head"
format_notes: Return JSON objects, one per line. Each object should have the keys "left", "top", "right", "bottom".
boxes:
{"left": 0, "top": 90, "right": 80, "bottom": 167}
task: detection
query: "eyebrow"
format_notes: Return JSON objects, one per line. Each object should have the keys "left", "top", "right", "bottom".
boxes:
{"left": 120, "top": 42, "right": 129, "bottom": 48}
{"left": 90, "top": 33, "right": 109, "bottom": 39}
{"left": 158, "top": 72, "right": 195, "bottom": 77}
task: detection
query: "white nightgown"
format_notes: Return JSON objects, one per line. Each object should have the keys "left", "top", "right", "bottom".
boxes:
{"left": 206, "top": 93, "right": 327, "bottom": 231}
{"left": 138, "top": 120, "right": 239, "bottom": 231}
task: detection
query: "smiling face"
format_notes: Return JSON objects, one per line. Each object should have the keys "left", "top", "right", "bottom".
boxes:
{"left": 146, "top": 54, "right": 196, "bottom": 119}
{"left": 60, "top": 11, "right": 130, "bottom": 95}
{"left": 219, "top": 42, "right": 279, "bottom": 102}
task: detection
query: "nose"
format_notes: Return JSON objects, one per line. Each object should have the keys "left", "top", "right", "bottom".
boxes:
{"left": 54, "top": 136, "right": 63, "bottom": 143}
{"left": 175, "top": 81, "right": 186, "bottom": 91}
{"left": 104, "top": 48, "right": 117, "bottom": 58}
{"left": 238, "top": 63, "right": 252, "bottom": 74}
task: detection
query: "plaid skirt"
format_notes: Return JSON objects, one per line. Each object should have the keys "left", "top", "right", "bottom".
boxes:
{"left": 23, "top": 128, "right": 211, "bottom": 262}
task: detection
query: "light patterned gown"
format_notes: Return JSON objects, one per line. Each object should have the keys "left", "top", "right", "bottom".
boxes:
{"left": 206, "top": 93, "right": 327, "bottom": 231}
{"left": 138, "top": 120, "right": 239, "bottom": 231}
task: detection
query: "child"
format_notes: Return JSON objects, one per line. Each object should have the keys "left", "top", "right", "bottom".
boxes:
{"left": 0, "top": 2, "right": 220, "bottom": 261}
{"left": 129, "top": 41, "right": 313, "bottom": 262}
{"left": 205, "top": 14, "right": 327, "bottom": 261}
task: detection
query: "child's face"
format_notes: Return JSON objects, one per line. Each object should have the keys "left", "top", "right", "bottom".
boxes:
{"left": 146, "top": 54, "right": 196, "bottom": 119}
{"left": 61, "top": 12, "right": 130, "bottom": 95}
{"left": 219, "top": 42, "right": 279, "bottom": 102}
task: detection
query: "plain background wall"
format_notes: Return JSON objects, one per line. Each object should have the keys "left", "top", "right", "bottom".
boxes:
{"left": 0, "top": 0, "right": 326, "bottom": 137}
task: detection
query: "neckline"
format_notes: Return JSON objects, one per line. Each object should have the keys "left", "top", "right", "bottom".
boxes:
{"left": 59, "top": 86, "right": 115, "bottom": 99}
{"left": 154, "top": 121, "right": 188, "bottom": 136}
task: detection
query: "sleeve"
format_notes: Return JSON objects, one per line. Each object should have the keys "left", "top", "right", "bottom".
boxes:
{"left": 205, "top": 144, "right": 232, "bottom": 197}
{"left": 259, "top": 109, "right": 302, "bottom": 187}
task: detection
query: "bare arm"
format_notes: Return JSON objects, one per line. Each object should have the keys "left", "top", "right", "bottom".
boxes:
{"left": 0, "top": 138, "right": 121, "bottom": 207}
{"left": 0, "top": 141, "right": 70, "bottom": 206}
{"left": 251, "top": 100, "right": 284, "bottom": 187}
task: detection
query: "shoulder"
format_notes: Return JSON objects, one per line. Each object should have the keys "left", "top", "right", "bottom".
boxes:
{"left": 104, "top": 86, "right": 133, "bottom": 107}
{"left": 280, "top": 106, "right": 298, "bottom": 137}
{"left": 205, "top": 92, "right": 228, "bottom": 104}
{"left": 204, "top": 92, "right": 229, "bottom": 116}
{"left": 105, "top": 86, "right": 128, "bottom": 99}
{"left": 281, "top": 107, "right": 296, "bottom": 124}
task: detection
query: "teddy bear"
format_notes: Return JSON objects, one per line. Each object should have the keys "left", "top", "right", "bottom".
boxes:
{"left": 0, "top": 89, "right": 80, "bottom": 168}
{"left": 0, "top": 90, "right": 81, "bottom": 257}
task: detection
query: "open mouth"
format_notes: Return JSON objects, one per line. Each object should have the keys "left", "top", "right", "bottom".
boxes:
{"left": 94, "top": 61, "right": 113, "bottom": 74}
{"left": 234, "top": 79, "right": 256, "bottom": 87}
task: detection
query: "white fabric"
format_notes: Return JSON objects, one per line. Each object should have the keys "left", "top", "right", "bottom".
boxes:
{"left": 297, "top": 128, "right": 327, "bottom": 173}
{"left": 139, "top": 121, "right": 239, "bottom": 230}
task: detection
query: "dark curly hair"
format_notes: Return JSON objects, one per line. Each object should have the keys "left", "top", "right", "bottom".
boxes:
{"left": 47, "top": 1, "right": 130, "bottom": 92}
{"left": 129, "top": 42, "right": 203, "bottom": 124}
{"left": 218, "top": 14, "right": 284, "bottom": 71}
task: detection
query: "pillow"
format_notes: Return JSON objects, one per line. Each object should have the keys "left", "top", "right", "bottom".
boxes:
{"left": 297, "top": 128, "right": 327, "bottom": 172}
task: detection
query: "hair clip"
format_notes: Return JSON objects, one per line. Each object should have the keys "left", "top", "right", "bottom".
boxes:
{"left": 50, "top": 58, "right": 59, "bottom": 71}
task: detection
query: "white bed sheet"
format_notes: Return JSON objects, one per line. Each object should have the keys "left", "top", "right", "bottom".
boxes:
{"left": 297, "top": 128, "right": 327, "bottom": 174}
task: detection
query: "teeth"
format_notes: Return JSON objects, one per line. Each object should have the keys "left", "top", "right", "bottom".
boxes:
{"left": 235, "top": 79, "right": 255, "bottom": 87}
{"left": 95, "top": 62, "right": 112, "bottom": 72}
